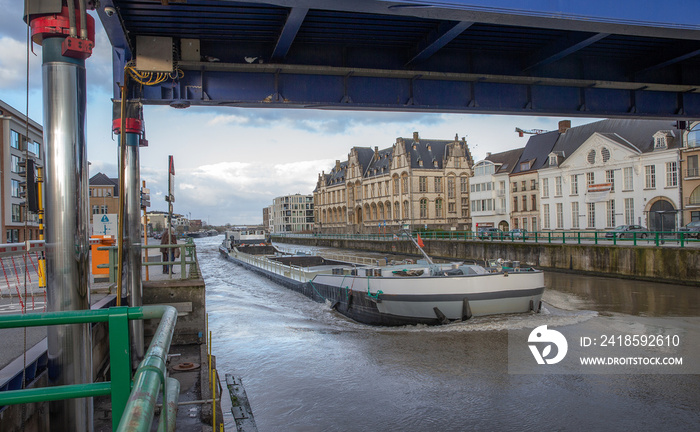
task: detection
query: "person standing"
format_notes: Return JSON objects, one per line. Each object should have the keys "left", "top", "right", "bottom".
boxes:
{"left": 160, "top": 230, "right": 177, "bottom": 273}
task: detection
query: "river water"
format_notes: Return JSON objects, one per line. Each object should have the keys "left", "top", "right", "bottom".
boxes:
{"left": 197, "top": 236, "right": 700, "bottom": 432}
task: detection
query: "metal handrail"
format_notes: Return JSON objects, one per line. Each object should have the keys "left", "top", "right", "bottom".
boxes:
{"left": 0, "top": 305, "right": 179, "bottom": 431}
{"left": 272, "top": 230, "right": 699, "bottom": 247}
{"left": 98, "top": 242, "right": 199, "bottom": 281}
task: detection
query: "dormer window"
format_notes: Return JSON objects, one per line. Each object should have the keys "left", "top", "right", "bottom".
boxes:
{"left": 433, "top": 160, "right": 438, "bottom": 167}
{"left": 520, "top": 160, "right": 532, "bottom": 171}
{"left": 654, "top": 135, "right": 667, "bottom": 149}
{"left": 412, "top": 144, "right": 417, "bottom": 150}
{"left": 418, "top": 160, "right": 423, "bottom": 167}
{"left": 549, "top": 155, "right": 558, "bottom": 166}
{"left": 427, "top": 145, "right": 431, "bottom": 151}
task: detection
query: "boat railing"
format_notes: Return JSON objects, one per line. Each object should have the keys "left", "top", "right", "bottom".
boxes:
{"left": 234, "top": 248, "right": 335, "bottom": 282}
{"left": 0, "top": 305, "right": 180, "bottom": 431}
{"left": 317, "top": 252, "right": 380, "bottom": 266}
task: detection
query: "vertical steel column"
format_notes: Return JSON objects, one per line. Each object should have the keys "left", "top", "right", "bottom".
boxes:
{"left": 42, "top": 36, "right": 93, "bottom": 432}
{"left": 124, "top": 132, "right": 144, "bottom": 365}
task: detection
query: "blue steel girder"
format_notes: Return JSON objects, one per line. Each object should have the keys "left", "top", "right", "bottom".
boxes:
{"left": 101, "top": 0, "right": 700, "bottom": 118}
{"left": 139, "top": 62, "right": 700, "bottom": 118}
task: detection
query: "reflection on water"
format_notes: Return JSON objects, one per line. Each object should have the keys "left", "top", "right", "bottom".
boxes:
{"left": 545, "top": 272, "right": 700, "bottom": 317}
{"left": 199, "top": 237, "right": 700, "bottom": 432}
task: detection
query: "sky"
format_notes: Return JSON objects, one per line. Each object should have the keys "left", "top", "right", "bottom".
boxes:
{"left": 0, "top": 2, "right": 599, "bottom": 226}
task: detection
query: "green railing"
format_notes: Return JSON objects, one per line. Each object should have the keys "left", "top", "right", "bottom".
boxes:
{"left": 272, "top": 230, "right": 699, "bottom": 247}
{"left": 0, "top": 305, "right": 178, "bottom": 432}
{"left": 98, "top": 240, "right": 200, "bottom": 282}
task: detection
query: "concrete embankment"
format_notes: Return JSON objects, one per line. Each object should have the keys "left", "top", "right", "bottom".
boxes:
{"left": 272, "top": 237, "right": 700, "bottom": 285}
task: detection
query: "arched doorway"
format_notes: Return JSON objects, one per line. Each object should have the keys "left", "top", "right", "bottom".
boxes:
{"left": 647, "top": 199, "right": 677, "bottom": 232}
{"left": 498, "top": 220, "right": 510, "bottom": 231}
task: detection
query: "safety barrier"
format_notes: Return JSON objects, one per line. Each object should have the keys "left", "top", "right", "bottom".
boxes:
{"left": 273, "top": 230, "right": 700, "bottom": 248}
{"left": 98, "top": 240, "right": 200, "bottom": 282}
{"left": 0, "top": 305, "right": 179, "bottom": 431}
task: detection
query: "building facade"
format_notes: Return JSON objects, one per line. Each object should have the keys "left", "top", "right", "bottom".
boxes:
{"left": 681, "top": 122, "right": 700, "bottom": 224}
{"left": 272, "top": 194, "right": 314, "bottom": 233}
{"left": 88, "top": 172, "right": 120, "bottom": 233}
{"left": 537, "top": 119, "right": 683, "bottom": 232}
{"left": 470, "top": 148, "right": 523, "bottom": 232}
{"left": 315, "top": 133, "right": 474, "bottom": 234}
{"left": 0, "top": 100, "right": 44, "bottom": 243}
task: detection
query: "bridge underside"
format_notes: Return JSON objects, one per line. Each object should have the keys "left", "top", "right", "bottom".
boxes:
{"left": 100, "top": 0, "right": 700, "bottom": 118}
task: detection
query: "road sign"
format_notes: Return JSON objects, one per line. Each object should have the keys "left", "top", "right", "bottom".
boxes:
{"left": 94, "top": 213, "right": 118, "bottom": 236}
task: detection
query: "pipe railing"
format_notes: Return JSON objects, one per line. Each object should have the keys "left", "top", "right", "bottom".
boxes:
{"left": 272, "top": 230, "right": 699, "bottom": 247}
{"left": 98, "top": 242, "right": 199, "bottom": 282}
{"left": 0, "top": 305, "right": 179, "bottom": 431}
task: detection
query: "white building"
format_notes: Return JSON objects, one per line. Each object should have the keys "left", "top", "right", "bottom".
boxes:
{"left": 470, "top": 148, "right": 523, "bottom": 231}
{"left": 538, "top": 119, "right": 682, "bottom": 232}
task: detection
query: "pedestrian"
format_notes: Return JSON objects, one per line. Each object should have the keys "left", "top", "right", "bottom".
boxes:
{"left": 160, "top": 230, "right": 177, "bottom": 273}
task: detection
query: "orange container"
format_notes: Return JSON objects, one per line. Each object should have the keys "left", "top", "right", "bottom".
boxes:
{"left": 91, "top": 235, "right": 116, "bottom": 275}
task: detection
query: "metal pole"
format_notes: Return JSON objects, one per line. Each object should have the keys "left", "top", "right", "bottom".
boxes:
{"left": 124, "top": 133, "right": 144, "bottom": 365}
{"left": 42, "top": 36, "right": 93, "bottom": 431}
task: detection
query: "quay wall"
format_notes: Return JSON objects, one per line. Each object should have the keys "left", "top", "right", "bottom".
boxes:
{"left": 273, "top": 237, "right": 700, "bottom": 285}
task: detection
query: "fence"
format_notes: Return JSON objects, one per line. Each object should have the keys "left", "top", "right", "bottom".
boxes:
{"left": 97, "top": 239, "right": 201, "bottom": 282}
{"left": 273, "top": 229, "right": 700, "bottom": 248}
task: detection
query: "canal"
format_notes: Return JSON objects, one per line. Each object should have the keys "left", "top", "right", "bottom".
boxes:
{"left": 197, "top": 236, "right": 700, "bottom": 432}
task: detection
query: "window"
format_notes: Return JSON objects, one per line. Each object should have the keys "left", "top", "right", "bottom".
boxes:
{"left": 688, "top": 155, "right": 699, "bottom": 178}
{"left": 12, "top": 179, "right": 20, "bottom": 198}
{"left": 521, "top": 181, "right": 526, "bottom": 192}
{"left": 655, "top": 136, "right": 666, "bottom": 148}
{"left": 666, "top": 162, "right": 678, "bottom": 187}
{"left": 447, "top": 176, "right": 455, "bottom": 199}
{"left": 542, "top": 178, "right": 549, "bottom": 197}
{"left": 530, "top": 179, "right": 537, "bottom": 190}
{"left": 522, "top": 195, "right": 527, "bottom": 212}
{"left": 435, "top": 199, "right": 443, "bottom": 218}
{"left": 435, "top": 177, "right": 442, "bottom": 193}
{"left": 393, "top": 177, "right": 399, "bottom": 195}
{"left": 394, "top": 202, "right": 400, "bottom": 220}
{"left": 531, "top": 217, "right": 537, "bottom": 232}
{"left": 587, "top": 203, "right": 596, "bottom": 228}
{"left": 448, "top": 202, "right": 456, "bottom": 213}
{"left": 460, "top": 176, "right": 467, "bottom": 193}
{"left": 522, "top": 217, "right": 528, "bottom": 230}
{"left": 512, "top": 182, "right": 518, "bottom": 192}
{"left": 570, "top": 174, "right": 579, "bottom": 195}
{"left": 10, "top": 130, "right": 20, "bottom": 149}
{"left": 555, "top": 176, "right": 562, "bottom": 196}
{"left": 419, "top": 177, "right": 427, "bottom": 193}
{"left": 461, "top": 198, "right": 468, "bottom": 217}
{"left": 624, "top": 198, "right": 634, "bottom": 225}
{"left": 571, "top": 202, "right": 580, "bottom": 229}
{"left": 513, "top": 197, "right": 518, "bottom": 212}
{"left": 606, "top": 170, "right": 615, "bottom": 192}
{"left": 11, "top": 155, "right": 21, "bottom": 173}
{"left": 7, "top": 229, "right": 19, "bottom": 244}
{"left": 543, "top": 204, "right": 550, "bottom": 229}
{"left": 12, "top": 204, "right": 21, "bottom": 222}
{"left": 419, "top": 199, "right": 428, "bottom": 218}
{"left": 586, "top": 172, "right": 595, "bottom": 187}
{"left": 401, "top": 175, "right": 408, "bottom": 194}
{"left": 531, "top": 194, "right": 537, "bottom": 211}
{"left": 601, "top": 147, "right": 611, "bottom": 162}
{"left": 403, "top": 201, "right": 409, "bottom": 219}
{"left": 606, "top": 200, "right": 616, "bottom": 227}
{"left": 645, "top": 165, "right": 656, "bottom": 188}
{"left": 556, "top": 203, "right": 563, "bottom": 229}
{"left": 623, "top": 167, "right": 633, "bottom": 190}
{"left": 28, "top": 141, "right": 41, "bottom": 156}
{"left": 587, "top": 150, "right": 596, "bottom": 165}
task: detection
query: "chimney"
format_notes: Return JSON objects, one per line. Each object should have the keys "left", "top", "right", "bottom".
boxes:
{"left": 558, "top": 120, "right": 571, "bottom": 133}
{"left": 374, "top": 146, "right": 379, "bottom": 160}
{"left": 335, "top": 160, "right": 341, "bottom": 171}
{"left": 486, "top": 152, "right": 492, "bottom": 158}
{"left": 413, "top": 131, "right": 419, "bottom": 142}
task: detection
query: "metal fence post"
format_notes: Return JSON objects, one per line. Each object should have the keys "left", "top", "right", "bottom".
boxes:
{"left": 109, "top": 307, "right": 132, "bottom": 430}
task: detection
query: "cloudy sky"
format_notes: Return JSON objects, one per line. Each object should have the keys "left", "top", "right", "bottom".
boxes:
{"left": 0, "top": 2, "right": 599, "bottom": 225}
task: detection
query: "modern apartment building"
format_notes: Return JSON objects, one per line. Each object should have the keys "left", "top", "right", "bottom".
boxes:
{"left": 272, "top": 194, "right": 314, "bottom": 233}
{"left": 315, "top": 132, "right": 474, "bottom": 234}
{"left": 0, "top": 100, "right": 44, "bottom": 243}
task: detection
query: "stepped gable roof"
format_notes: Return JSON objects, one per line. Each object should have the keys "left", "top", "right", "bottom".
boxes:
{"left": 547, "top": 119, "right": 681, "bottom": 166}
{"left": 326, "top": 161, "right": 348, "bottom": 186}
{"left": 365, "top": 147, "right": 393, "bottom": 178}
{"left": 512, "top": 131, "right": 559, "bottom": 174}
{"left": 400, "top": 137, "right": 465, "bottom": 170}
{"left": 486, "top": 147, "right": 525, "bottom": 174}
